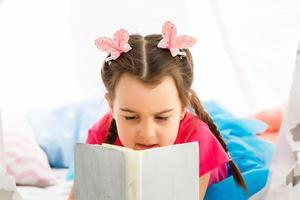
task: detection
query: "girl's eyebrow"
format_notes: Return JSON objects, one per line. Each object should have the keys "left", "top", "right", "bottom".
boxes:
{"left": 120, "top": 108, "right": 174, "bottom": 115}
{"left": 154, "top": 108, "right": 174, "bottom": 115}
{"left": 120, "top": 108, "right": 136, "bottom": 113}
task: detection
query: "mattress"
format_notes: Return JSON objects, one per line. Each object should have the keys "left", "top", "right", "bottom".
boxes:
{"left": 16, "top": 168, "right": 73, "bottom": 200}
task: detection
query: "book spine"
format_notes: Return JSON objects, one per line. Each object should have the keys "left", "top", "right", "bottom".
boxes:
{"left": 125, "top": 151, "right": 142, "bottom": 200}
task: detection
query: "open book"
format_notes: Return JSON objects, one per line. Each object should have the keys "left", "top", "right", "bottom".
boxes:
{"left": 74, "top": 142, "right": 199, "bottom": 200}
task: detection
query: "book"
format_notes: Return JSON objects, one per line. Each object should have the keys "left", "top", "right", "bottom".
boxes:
{"left": 74, "top": 142, "right": 199, "bottom": 200}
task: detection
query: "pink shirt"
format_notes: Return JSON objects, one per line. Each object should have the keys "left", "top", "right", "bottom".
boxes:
{"left": 86, "top": 112, "right": 229, "bottom": 186}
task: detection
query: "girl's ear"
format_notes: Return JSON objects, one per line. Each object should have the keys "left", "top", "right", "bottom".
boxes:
{"left": 180, "top": 92, "right": 192, "bottom": 120}
{"left": 105, "top": 93, "right": 114, "bottom": 117}
{"left": 188, "top": 91, "right": 192, "bottom": 101}
{"left": 181, "top": 107, "right": 187, "bottom": 120}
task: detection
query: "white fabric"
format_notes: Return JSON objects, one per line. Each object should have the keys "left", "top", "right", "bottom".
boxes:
{"left": 0, "top": 0, "right": 78, "bottom": 112}
{"left": 0, "top": 108, "right": 56, "bottom": 187}
{"left": 0, "top": 109, "right": 23, "bottom": 200}
{"left": 1, "top": 0, "right": 300, "bottom": 117}
{"left": 0, "top": 108, "right": 4, "bottom": 168}
{"left": 17, "top": 169, "right": 72, "bottom": 200}
{"left": 0, "top": 169, "right": 23, "bottom": 200}
{"left": 207, "top": 0, "right": 300, "bottom": 116}
{"left": 261, "top": 42, "right": 300, "bottom": 199}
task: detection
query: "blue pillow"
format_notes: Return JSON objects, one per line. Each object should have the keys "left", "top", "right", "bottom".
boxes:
{"left": 27, "top": 98, "right": 109, "bottom": 168}
{"left": 203, "top": 101, "right": 274, "bottom": 199}
{"left": 205, "top": 168, "right": 270, "bottom": 200}
{"left": 66, "top": 162, "right": 75, "bottom": 181}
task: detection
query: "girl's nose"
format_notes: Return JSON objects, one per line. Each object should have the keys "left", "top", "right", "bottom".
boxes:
{"left": 139, "top": 119, "right": 156, "bottom": 140}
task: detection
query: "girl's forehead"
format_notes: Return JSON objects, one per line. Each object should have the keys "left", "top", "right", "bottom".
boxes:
{"left": 113, "top": 74, "right": 182, "bottom": 109}
{"left": 115, "top": 74, "right": 176, "bottom": 93}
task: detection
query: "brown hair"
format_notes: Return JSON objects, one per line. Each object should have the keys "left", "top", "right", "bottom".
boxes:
{"left": 100, "top": 34, "right": 247, "bottom": 190}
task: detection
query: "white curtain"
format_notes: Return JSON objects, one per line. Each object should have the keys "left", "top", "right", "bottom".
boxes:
{"left": 1, "top": 0, "right": 300, "bottom": 115}
{"left": 207, "top": 0, "right": 300, "bottom": 115}
{"left": 0, "top": 0, "right": 77, "bottom": 113}
{"left": 0, "top": 109, "right": 4, "bottom": 168}
{"left": 263, "top": 42, "right": 300, "bottom": 200}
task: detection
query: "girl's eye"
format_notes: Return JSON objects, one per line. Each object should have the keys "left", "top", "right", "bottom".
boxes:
{"left": 124, "top": 116, "right": 137, "bottom": 120}
{"left": 156, "top": 116, "right": 168, "bottom": 121}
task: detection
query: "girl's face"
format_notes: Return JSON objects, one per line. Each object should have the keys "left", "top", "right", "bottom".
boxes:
{"left": 106, "top": 73, "right": 186, "bottom": 150}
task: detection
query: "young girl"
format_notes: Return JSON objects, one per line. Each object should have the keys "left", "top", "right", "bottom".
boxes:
{"left": 69, "top": 21, "right": 246, "bottom": 200}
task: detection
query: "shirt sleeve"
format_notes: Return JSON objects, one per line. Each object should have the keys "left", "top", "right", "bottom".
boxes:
{"left": 85, "top": 112, "right": 112, "bottom": 144}
{"left": 187, "top": 122, "right": 229, "bottom": 176}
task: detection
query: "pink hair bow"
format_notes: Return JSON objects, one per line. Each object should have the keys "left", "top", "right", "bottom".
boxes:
{"left": 158, "top": 21, "right": 196, "bottom": 57}
{"left": 95, "top": 29, "right": 132, "bottom": 62}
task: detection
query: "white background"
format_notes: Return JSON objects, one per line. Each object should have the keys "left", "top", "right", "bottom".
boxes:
{"left": 1, "top": 0, "right": 300, "bottom": 116}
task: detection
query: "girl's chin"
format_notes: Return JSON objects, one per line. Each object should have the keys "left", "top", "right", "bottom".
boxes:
{"left": 134, "top": 144, "right": 160, "bottom": 150}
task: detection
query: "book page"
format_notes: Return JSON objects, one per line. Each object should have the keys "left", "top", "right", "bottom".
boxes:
{"left": 101, "top": 143, "right": 143, "bottom": 200}
{"left": 141, "top": 142, "right": 199, "bottom": 200}
{"left": 75, "top": 143, "right": 126, "bottom": 200}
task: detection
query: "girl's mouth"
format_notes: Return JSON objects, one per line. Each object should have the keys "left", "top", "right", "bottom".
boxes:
{"left": 135, "top": 143, "right": 159, "bottom": 150}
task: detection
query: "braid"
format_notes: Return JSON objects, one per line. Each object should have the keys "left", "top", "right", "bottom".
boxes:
{"left": 104, "top": 119, "right": 118, "bottom": 144}
{"left": 189, "top": 89, "right": 247, "bottom": 191}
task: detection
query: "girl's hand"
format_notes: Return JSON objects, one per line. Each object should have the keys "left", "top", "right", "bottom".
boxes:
{"left": 68, "top": 184, "right": 75, "bottom": 200}
{"left": 199, "top": 172, "right": 211, "bottom": 200}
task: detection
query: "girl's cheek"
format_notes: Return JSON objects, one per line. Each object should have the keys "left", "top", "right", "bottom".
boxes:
{"left": 159, "top": 123, "right": 179, "bottom": 145}
{"left": 118, "top": 123, "right": 137, "bottom": 145}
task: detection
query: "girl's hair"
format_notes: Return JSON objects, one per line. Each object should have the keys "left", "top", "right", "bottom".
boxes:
{"left": 101, "top": 34, "right": 247, "bottom": 190}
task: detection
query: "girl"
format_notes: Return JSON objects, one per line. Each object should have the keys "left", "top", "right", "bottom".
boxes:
{"left": 69, "top": 21, "right": 246, "bottom": 200}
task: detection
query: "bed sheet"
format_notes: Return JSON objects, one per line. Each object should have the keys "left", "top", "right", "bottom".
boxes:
{"left": 16, "top": 168, "right": 72, "bottom": 200}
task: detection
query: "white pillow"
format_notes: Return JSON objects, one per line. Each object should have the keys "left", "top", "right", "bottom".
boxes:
{"left": 2, "top": 109, "right": 56, "bottom": 187}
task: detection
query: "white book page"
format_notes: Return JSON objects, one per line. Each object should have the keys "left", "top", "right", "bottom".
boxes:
{"left": 101, "top": 143, "right": 143, "bottom": 200}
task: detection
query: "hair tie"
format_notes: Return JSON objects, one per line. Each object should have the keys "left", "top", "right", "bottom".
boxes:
{"left": 95, "top": 29, "right": 132, "bottom": 63}
{"left": 157, "top": 21, "right": 196, "bottom": 57}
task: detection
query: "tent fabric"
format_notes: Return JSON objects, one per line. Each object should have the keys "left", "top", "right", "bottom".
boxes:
{"left": 0, "top": 109, "right": 4, "bottom": 169}
{"left": 262, "top": 42, "right": 300, "bottom": 199}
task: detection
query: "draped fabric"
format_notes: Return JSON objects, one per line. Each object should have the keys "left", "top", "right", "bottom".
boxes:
{"left": 261, "top": 42, "right": 300, "bottom": 200}
{"left": 1, "top": 0, "right": 300, "bottom": 116}
{"left": 0, "top": 109, "right": 4, "bottom": 169}
{"left": 206, "top": 0, "right": 300, "bottom": 116}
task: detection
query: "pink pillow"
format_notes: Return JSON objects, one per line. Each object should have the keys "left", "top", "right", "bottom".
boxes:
{"left": 253, "top": 105, "right": 286, "bottom": 143}
{"left": 3, "top": 132, "right": 57, "bottom": 187}
{"left": 253, "top": 105, "right": 286, "bottom": 133}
